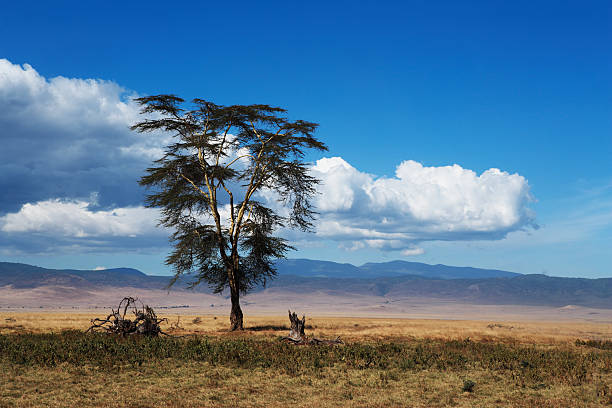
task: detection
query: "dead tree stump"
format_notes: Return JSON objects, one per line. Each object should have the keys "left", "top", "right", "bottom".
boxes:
{"left": 288, "top": 310, "right": 306, "bottom": 342}
{"left": 282, "top": 310, "right": 343, "bottom": 345}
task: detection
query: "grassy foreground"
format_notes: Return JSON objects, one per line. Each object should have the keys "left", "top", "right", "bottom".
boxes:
{"left": 1, "top": 329, "right": 611, "bottom": 407}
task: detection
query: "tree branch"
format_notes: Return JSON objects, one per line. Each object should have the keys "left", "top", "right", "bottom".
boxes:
{"left": 202, "top": 167, "right": 230, "bottom": 267}
{"left": 222, "top": 154, "right": 255, "bottom": 171}
{"left": 215, "top": 124, "right": 232, "bottom": 166}
{"left": 219, "top": 179, "right": 236, "bottom": 238}
{"left": 179, "top": 173, "right": 210, "bottom": 199}
{"left": 232, "top": 135, "right": 275, "bottom": 247}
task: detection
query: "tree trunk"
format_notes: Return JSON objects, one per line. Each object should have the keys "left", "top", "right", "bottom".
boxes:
{"left": 227, "top": 260, "right": 244, "bottom": 331}
{"left": 227, "top": 257, "right": 243, "bottom": 331}
{"left": 229, "top": 285, "right": 243, "bottom": 331}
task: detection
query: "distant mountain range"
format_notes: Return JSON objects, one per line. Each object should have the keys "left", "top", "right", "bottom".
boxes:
{"left": 275, "top": 258, "right": 520, "bottom": 279}
{"left": 0, "top": 262, "right": 169, "bottom": 290}
{"left": 1, "top": 260, "right": 611, "bottom": 308}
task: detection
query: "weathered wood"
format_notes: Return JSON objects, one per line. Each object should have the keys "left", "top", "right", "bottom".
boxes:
{"left": 288, "top": 310, "right": 306, "bottom": 341}
{"left": 87, "top": 297, "right": 168, "bottom": 336}
{"left": 282, "top": 309, "right": 343, "bottom": 345}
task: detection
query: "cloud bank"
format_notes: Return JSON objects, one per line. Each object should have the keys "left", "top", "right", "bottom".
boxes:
{"left": 0, "top": 197, "right": 166, "bottom": 254}
{"left": 0, "top": 59, "right": 536, "bottom": 255}
{"left": 1, "top": 198, "right": 159, "bottom": 238}
{"left": 0, "top": 59, "right": 164, "bottom": 214}
{"left": 282, "top": 157, "right": 536, "bottom": 254}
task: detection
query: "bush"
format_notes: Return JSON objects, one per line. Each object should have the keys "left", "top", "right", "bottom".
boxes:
{"left": 462, "top": 379, "right": 476, "bottom": 392}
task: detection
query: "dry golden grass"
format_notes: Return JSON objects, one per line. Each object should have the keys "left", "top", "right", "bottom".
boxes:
{"left": 2, "top": 361, "right": 610, "bottom": 408}
{"left": 1, "top": 311, "right": 611, "bottom": 407}
{"left": 1, "top": 311, "right": 611, "bottom": 345}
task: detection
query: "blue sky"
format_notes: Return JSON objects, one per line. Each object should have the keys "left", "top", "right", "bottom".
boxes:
{"left": 0, "top": 1, "right": 610, "bottom": 277}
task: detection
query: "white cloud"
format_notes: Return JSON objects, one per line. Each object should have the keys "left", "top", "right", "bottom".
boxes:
{"left": 0, "top": 59, "right": 165, "bottom": 213}
{"left": 0, "top": 197, "right": 168, "bottom": 254}
{"left": 93, "top": 266, "right": 106, "bottom": 271}
{"left": 0, "top": 155, "right": 535, "bottom": 256}
{"left": 0, "top": 198, "right": 160, "bottom": 238}
{"left": 401, "top": 247, "right": 425, "bottom": 256}
{"left": 276, "top": 156, "right": 536, "bottom": 255}
{"left": 0, "top": 61, "right": 131, "bottom": 127}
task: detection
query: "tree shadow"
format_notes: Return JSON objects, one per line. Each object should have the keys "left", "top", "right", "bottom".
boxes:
{"left": 247, "top": 325, "right": 290, "bottom": 332}
{"left": 247, "top": 324, "right": 314, "bottom": 332}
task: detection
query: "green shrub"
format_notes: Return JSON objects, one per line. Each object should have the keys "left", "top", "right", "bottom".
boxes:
{"left": 462, "top": 379, "right": 476, "bottom": 392}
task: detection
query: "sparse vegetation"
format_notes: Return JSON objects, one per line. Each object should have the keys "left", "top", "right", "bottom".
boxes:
{"left": 1, "top": 329, "right": 611, "bottom": 406}
{"left": 1, "top": 313, "right": 611, "bottom": 407}
{"left": 6, "top": 330, "right": 604, "bottom": 379}
{"left": 576, "top": 339, "right": 612, "bottom": 351}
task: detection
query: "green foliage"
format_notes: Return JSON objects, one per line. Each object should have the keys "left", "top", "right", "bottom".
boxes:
{"left": 1, "top": 331, "right": 609, "bottom": 388}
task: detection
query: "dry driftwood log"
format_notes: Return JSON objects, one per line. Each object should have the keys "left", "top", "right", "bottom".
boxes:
{"left": 87, "top": 297, "right": 168, "bottom": 336}
{"left": 281, "top": 310, "right": 343, "bottom": 345}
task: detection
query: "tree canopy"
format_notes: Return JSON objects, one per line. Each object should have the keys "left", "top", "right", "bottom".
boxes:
{"left": 132, "top": 95, "right": 327, "bottom": 330}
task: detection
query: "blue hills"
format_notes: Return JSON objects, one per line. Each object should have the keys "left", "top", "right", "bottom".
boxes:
{"left": 275, "top": 258, "right": 520, "bottom": 279}
{"left": 0, "top": 260, "right": 610, "bottom": 308}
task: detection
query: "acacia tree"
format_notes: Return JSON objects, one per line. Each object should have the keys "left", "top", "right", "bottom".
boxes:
{"left": 132, "top": 95, "right": 327, "bottom": 330}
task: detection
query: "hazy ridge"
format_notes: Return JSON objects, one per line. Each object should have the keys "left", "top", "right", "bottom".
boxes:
{"left": 1, "top": 260, "right": 611, "bottom": 309}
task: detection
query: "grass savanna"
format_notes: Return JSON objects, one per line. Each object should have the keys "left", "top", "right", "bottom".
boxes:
{"left": 1, "top": 313, "right": 612, "bottom": 407}
{"left": 2, "top": 312, "right": 612, "bottom": 344}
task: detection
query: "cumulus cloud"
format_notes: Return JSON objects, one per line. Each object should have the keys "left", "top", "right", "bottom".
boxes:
{"left": 0, "top": 198, "right": 160, "bottom": 237}
{"left": 0, "top": 59, "right": 164, "bottom": 214}
{"left": 273, "top": 157, "right": 536, "bottom": 255}
{"left": 0, "top": 197, "right": 166, "bottom": 254}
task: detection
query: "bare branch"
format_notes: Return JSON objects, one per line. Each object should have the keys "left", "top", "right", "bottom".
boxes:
{"left": 215, "top": 124, "right": 232, "bottom": 166}
{"left": 222, "top": 154, "right": 255, "bottom": 171}
{"left": 180, "top": 173, "right": 210, "bottom": 199}
{"left": 87, "top": 297, "right": 169, "bottom": 337}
